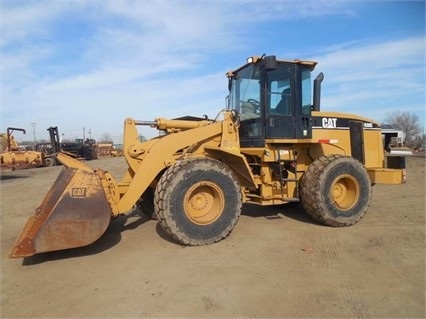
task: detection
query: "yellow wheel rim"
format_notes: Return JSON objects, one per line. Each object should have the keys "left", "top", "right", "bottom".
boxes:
{"left": 184, "top": 181, "right": 225, "bottom": 225}
{"left": 330, "top": 174, "right": 359, "bottom": 210}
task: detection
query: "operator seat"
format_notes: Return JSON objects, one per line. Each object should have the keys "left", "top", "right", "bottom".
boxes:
{"left": 275, "top": 88, "right": 292, "bottom": 115}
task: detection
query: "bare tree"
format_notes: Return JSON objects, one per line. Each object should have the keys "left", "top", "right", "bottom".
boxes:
{"left": 385, "top": 111, "right": 422, "bottom": 147}
{"left": 99, "top": 132, "right": 113, "bottom": 143}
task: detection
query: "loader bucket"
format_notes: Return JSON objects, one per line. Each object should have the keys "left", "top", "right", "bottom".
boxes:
{"left": 9, "top": 166, "right": 112, "bottom": 258}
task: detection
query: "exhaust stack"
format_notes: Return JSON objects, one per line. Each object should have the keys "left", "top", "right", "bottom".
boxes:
{"left": 313, "top": 72, "right": 324, "bottom": 111}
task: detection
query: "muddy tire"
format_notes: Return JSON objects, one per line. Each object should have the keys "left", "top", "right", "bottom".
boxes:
{"left": 155, "top": 157, "right": 242, "bottom": 245}
{"left": 300, "top": 155, "right": 372, "bottom": 227}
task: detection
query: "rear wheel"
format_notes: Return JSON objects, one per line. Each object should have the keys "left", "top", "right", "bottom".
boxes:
{"left": 300, "top": 155, "right": 372, "bottom": 226}
{"left": 137, "top": 187, "right": 157, "bottom": 220}
{"left": 155, "top": 157, "right": 242, "bottom": 245}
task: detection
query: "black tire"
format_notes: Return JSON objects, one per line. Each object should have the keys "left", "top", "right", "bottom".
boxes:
{"left": 155, "top": 157, "right": 242, "bottom": 245}
{"left": 137, "top": 187, "right": 157, "bottom": 220}
{"left": 300, "top": 155, "right": 372, "bottom": 227}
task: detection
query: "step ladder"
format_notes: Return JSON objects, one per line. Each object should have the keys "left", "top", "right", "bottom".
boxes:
{"left": 276, "top": 148, "right": 300, "bottom": 202}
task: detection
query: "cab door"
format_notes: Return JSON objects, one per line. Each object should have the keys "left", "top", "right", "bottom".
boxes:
{"left": 265, "top": 64, "right": 312, "bottom": 139}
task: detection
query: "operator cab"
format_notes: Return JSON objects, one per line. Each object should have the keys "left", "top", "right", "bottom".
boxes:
{"left": 227, "top": 55, "right": 317, "bottom": 147}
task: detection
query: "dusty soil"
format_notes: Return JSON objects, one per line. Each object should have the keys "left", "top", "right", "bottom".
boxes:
{"left": 1, "top": 156, "right": 425, "bottom": 318}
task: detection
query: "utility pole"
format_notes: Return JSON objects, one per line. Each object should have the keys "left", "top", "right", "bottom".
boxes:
{"left": 30, "top": 123, "right": 36, "bottom": 143}
{"left": 83, "top": 127, "right": 85, "bottom": 141}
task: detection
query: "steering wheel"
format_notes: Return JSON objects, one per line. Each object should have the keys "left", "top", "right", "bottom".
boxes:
{"left": 247, "top": 99, "right": 261, "bottom": 114}
{"left": 247, "top": 98, "right": 260, "bottom": 106}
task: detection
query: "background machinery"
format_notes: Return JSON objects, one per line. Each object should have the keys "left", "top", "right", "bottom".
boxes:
{"left": 0, "top": 127, "right": 46, "bottom": 170}
{"left": 1, "top": 126, "right": 97, "bottom": 170}
{"left": 10, "top": 55, "right": 405, "bottom": 258}
{"left": 35, "top": 126, "right": 97, "bottom": 166}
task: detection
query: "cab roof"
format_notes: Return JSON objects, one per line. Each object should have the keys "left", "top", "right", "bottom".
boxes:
{"left": 226, "top": 55, "right": 318, "bottom": 78}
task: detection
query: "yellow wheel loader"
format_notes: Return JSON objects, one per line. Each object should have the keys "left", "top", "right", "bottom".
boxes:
{"left": 10, "top": 55, "right": 406, "bottom": 258}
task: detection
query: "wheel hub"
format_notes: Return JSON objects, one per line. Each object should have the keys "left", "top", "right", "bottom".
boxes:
{"left": 184, "top": 182, "right": 225, "bottom": 225}
{"left": 330, "top": 174, "right": 359, "bottom": 210}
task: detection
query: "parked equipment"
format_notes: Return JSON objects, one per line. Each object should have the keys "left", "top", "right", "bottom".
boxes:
{"left": 96, "top": 142, "right": 123, "bottom": 157}
{"left": 10, "top": 55, "right": 406, "bottom": 258}
{"left": 0, "top": 128, "right": 46, "bottom": 170}
{"left": 35, "top": 127, "right": 98, "bottom": 166}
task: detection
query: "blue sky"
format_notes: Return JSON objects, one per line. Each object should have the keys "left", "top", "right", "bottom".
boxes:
{"left": 1, "top": 0, "right": 425, "bottom": 143}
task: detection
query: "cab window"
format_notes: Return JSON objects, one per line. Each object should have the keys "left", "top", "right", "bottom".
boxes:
{"left": 301, "top": 69, "right": 312, "bottom": 115}
{"left": 267, "top": 66, "right": 293, "bottom": 116}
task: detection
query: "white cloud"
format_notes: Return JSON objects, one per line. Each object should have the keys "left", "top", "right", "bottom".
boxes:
{"left": 314, "top": 36, "right": 425, "bottom": 123}
{"left": 1, "top": 1, "right": 424, "bottom": 143}
{"left": 0, "top": 2, "right": 75, "bottom": 46}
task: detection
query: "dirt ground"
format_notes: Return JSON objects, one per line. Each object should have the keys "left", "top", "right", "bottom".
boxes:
{"left": 1, "top": 155, "right": 425, "bottom": 318}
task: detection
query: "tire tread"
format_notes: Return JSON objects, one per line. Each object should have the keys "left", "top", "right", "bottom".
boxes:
{"left": 300, "top": 155, "right": 372, "bottom": 227}
{"left": 155, "top": 157, "right": 241, "bottom": 245}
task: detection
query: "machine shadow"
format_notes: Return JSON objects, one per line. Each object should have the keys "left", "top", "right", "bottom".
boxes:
{"left": 0, "top": 174, "right": 29, "bottom": 181}
{"left": 242, "top": 203, "right": 319, "bottom": 225}
{"left": 151, "top": 202, "right": 320, "bottom": 248}
{"left": 21, "top": 203, "right": 318, "bottom": 264}
{"left": 154, "top": 223, "right": 185, "bottom": 246}
{"left": 22, "top": 210, "right": 150, "bottom": 265}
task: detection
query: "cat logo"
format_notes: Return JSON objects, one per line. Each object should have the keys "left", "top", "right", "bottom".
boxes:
{"left": 71, "top": 188, "right": 87, "bottom": 197}
{"left": 322, "top": 117, "right": 337, "bottom": 129}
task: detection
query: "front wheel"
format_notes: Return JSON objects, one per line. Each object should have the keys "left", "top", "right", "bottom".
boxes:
{"left": 300, "top": 155, "right": 372, "bottom": 227}
{"left": 155, "top": 157, "right": 242, "bottom": 245}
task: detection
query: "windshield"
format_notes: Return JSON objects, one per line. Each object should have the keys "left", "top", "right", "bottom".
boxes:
{"left": 228, "top": 64, "right": 261, "bottom": 118}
